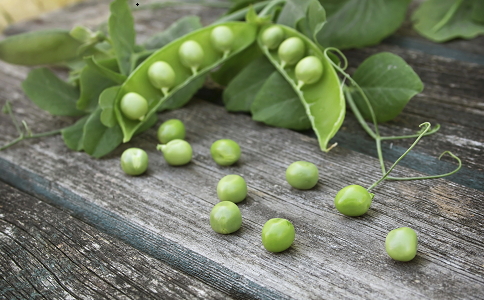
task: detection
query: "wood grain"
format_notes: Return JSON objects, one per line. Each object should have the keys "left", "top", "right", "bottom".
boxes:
{"left": 0, "top": 181, "right": 232, "bottom": 299}
{"left": 0, "top": 0, "right": 483, "bottom": 299}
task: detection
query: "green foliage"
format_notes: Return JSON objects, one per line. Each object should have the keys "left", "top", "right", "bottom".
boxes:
{"left": 317, "top": 0, "right": 411, "bottom": 49}
{"left": 109, "top": 0, "right": 136, "bottom": 75}
{"left": 350, "top": 52, "right": 424, "bottom": 123}
{"left": 143, "top": 16, "right": 203, "bottom": 50}
{"left": 412, "top": 0, "right": 484, "bottom": 42}
{"left": 251, "top": 72, "right": 310, "bottom": 130}
{"left": 21, "top": 68, "right": 85, "bottom": 117}
{"left": 223, "top": 56, "right": 274, "bottom": 112}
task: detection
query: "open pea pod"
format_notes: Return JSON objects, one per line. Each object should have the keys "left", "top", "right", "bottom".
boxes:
{"left": 257, "top": 24, "right": 345, "bottom": 152}
{"left": 114, "top": 22, "right": 258, "bottom": 143}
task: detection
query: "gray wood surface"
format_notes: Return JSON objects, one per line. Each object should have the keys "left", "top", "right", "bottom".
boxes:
{"left": 0, "top": 182, "right": 231, "bottom": 299}
{"left": 1, "top": 0, "right": 483, "bottom": 299}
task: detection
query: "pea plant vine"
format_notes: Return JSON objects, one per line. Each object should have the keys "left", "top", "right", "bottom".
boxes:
{"left": 0, "top": 0, "right": 462, "bottom": 184}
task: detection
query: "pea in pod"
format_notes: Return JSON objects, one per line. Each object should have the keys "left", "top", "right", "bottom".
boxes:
{"left": 257, "top": 25, "right": 345, "bottom": 152}
{"left": 114, "top": 22, "right": 257, "bottom": 143}
{"left": 0, "top": 29, "right": 83, "bottom": 65}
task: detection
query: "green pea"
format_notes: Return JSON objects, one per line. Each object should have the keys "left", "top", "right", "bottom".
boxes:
{"left": 333, "top": 185, "right": 374, "bottom": 217}
{"left": 261, "top": 25, "right": 284, "bottom": 50}
{"left": 278, "top": 37, "right": 305, "bottom": 68}
{"left": 285, "top": 161, "right": 319, "bottom": 190}
{"left": 211, "top": 26, "right": 234, "bottom": 55}
{"left": 157, "top": 119, "right": 186, "bottom": 144}
{"left": 295, "top": 56, "right": 323, "bottom": 89}
{"left": 156, "top": 139, "right": 192, "bottom": 166}
{"left": 385, "top": 227, "right": 418, "bottom": 262}
{"left": 210, "top": 139, "right": 241, "bottom": 166}
{"left": 148, "top": 61, "right": 176, "bottom": 95}
{"left": 261, "top": 218, "right": 295, "bottom": 253}
{"left": 120, "top": 92, "right": 149, "bottom": 121}
{"left": 217, "top": 175, "right": 247, "bottom": 203}
{"left": 178, "top": 40, "right": 204, "bottom": 74}
{"left": 120, "top": 148, "right": 148, "bottom": 176}
{"left": 210, "top": 201, "right": 242, "bottom": 234}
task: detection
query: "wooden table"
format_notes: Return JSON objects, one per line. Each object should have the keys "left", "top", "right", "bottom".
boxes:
{"left": 1, "top": 1, "right": 483, "bottom": 299}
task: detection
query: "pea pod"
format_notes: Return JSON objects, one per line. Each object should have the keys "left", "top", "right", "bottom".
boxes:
{"left": 258, "top": 25, "right": 345, "bottom": 152}
{"left": 0, "top": 29, "right": 83, "bottom": 65}
{"left": 114, "top": 22, "right": 257, "bottom": 143}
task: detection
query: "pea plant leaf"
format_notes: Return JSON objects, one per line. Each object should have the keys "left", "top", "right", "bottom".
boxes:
{"left": 296, "top": 0, "right": 326, "bottom": 42}
{"left": 84, "top": 56, "right": 127, "bottom": 84}
{"left": 350, "top": 52, "right": 424, "bottom": 123}
{"left": 76, "top": 58, "right": 120, "bottom": 112}
{"left": 472, "top": 0, "right": 484, "bottom": 23}
{"left": 61, "top": 115, "right": 90, "bottom": 151}
{"left": 223, "top": 56, "right": 275, "bottom": 112}
{"left": 143, "top": 16, "right": 203, "bottom": 50}
{"left": 317, "top": 0, "right": 411, "bottom": 49}
{"left": 277, "top": 0, "right": 313, "bottom": 29}
{"left": 21, "top": 68, "right": 85, "bottom": 117}
{"left": 99, "top": 85, "right": 121, "bottom": 128}
{"left": 158, "top": 76, "right": 206, "bottom": 112}
{"left": 109, "top": 0, "right": 136, "bottom": 75}
{"left": 412, "top": 0, "right": 484, "bottom": 42}
{"left": 82, "top": 108, "right": 124, "bottom": 158}
{"left": 211, "top": 42, "right": 262, "bottom": 86}
{"left": 251, "top": 71, "right": 311, "bottom": 130}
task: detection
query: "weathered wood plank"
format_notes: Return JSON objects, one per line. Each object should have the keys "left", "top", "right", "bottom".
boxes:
{"left": 1, "top": 98, "right": 483, "bottom": 299}
{"left": 0, "top": 1, "right": 483, "bottom": 299}
{"left": 0, "top": 181, "right": 233, "bottom": 299}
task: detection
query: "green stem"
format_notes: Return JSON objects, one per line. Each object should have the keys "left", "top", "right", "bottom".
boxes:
{"left": 215, "top": 1, "right": 271, "bottom": 23}
{"left": 386, "top": 151, "right": 461, "bottom": 181}
{"left": 431, "top": 0, "right": 464, "bottom": 33}
{"left": 0, "top": 129, "right": 62, "bottom": 151}
{"left": 375, "top": 137, "right": 387, "bottom": 175}
{"left": 325, "top": 48, "right": 381, "bottom": 138}
{"left": 367, "top": 122, "right": 432, "bottom": 191}
{"left": 258, "top": 0, "right": 286, "bottom": 17}
{"left": 379, "top": 124, "right": 440, "bottom": 140}
{"left": 344, "top": 88, "right": 377, "bottom": 139}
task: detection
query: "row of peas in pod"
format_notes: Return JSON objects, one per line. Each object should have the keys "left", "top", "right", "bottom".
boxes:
{"left": 118, "top": 25, "right": 236, "bottom": 123}
{"left": 113, "top": 22, "right": 257, "bottom": 144}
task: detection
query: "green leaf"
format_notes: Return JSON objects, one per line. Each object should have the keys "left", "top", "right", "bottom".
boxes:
{"left": 297, "top": 0, "right": 326, "bottom": 42}
{"left": 85, "top": 56, "right": 127, "bottom": 84}
{"left": 211, "top": 42, "right": 262, "bottom": 86}
{"left": 472, "top": 0, "right": 484, "bottom": 23}
{"left": 317, "top": 0, "right": 411, "bottom": 49}
{"left": 99, "top": 85, "right": 121, "bottom": 127}
{"left": 412, "top": 0, "right": 484, "bottom": 42}
{"left": 277, "top": 0, "right": 312, "bottom": 28}
{"left": 350, "top": 52, "right": 424, "bottom": 123}
{"left": 76, "top": 58, "right": 120, "bottom": 112}
{"left": 158, "top": 76, "right": 205, "bottom": 112}
{"left": 82, "top": 108, "right": 123, "bottom": 158}
{"left": 143, "top": 16, "right": 203, "bottom": 50}
{"left": 251, "top": 71, "right": 311, "bottom": 130}
{"left": 61, "top": 115, "right": 89, "bottom": 151}
{"left": 223, "top": 56, "right": 274, "bottom": 112}
{"left": 21, "top": 68, "right": 85, "bottom": 117}
{"left": 225, "top": 0, "right": 267, "bottom": 14}
{"left": 109, "top": 0, "right": 136, "bottom": 75}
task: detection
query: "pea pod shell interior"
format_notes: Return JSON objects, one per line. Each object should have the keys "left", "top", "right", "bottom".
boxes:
{"left": 258, "top": 25, "right": 345, "bottom": 152}
{"left": 115, "top": 22, "right": 257, "bottom": 142}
